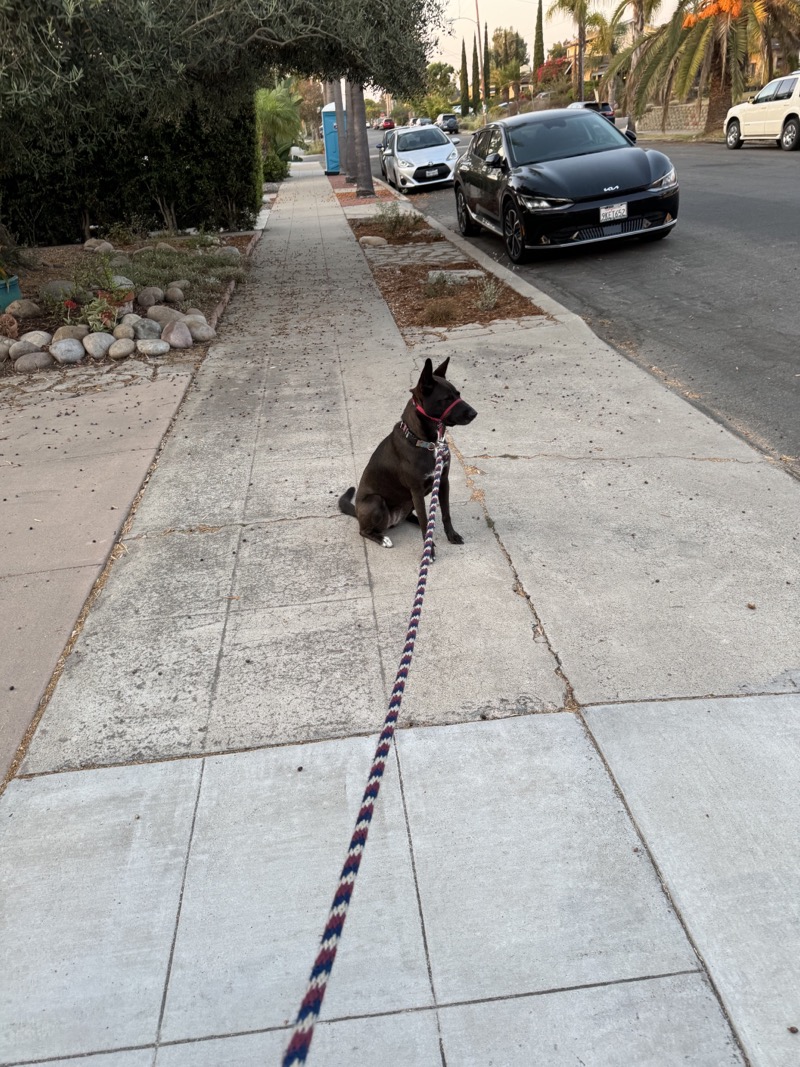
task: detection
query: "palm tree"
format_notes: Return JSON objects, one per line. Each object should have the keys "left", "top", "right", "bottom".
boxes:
{"left": 609, "top": 0, "right": 663, "bottom": 132}
{"left": 608, "top": 0, "right": 800, "bottom": 135}
{"left": 548, "top": 0, "right": 593, "bottom": 100}
{"left": 586, "top": 10, "right": 627, "bottom": 109}
{"left": 255, "top": 83, "right": 302, "bottom": 160}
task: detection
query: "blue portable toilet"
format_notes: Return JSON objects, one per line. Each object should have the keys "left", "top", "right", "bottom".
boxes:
{"left": 322, "top": 101, "right": 346, "bottom": 175}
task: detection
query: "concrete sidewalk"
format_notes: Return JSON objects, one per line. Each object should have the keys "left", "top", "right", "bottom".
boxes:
{"left": 1, "top": 162, "right": 798, "bottom": 1066}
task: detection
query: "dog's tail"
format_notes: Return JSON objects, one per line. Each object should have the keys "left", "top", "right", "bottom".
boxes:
{"left": 338, "top": 487, "right": 356, "bottom": 517}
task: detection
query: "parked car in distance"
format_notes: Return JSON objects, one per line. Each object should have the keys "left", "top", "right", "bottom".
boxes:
{"left": 725, "top": 71, "right": 800, "bottom": 150}
{"left": 377, "top": 125, "right": 461, "bottom": 191}
{"left": 380, "top": 117, "right": 396, "bottom": 130}
{"left": 567, "top": 100, "right": 616, "bottom": 124}
{"left": 453, "top": 109, "right": 678, "bottom": 263}
{"left": 412, "top": 116, "right": 433, "bottom": 126}
{"left": 436, "top": 113, "right": 460, "bottom": 133}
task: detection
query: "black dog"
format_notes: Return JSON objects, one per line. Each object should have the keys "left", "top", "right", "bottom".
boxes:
{"left": 338, "top": 357, "right": 477, "bottom": 548}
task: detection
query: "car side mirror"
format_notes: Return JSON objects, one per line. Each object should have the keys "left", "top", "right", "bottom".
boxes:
{"left": 451, "top": 137, "right": 461, "bottom": 146}
{"left": 624, "top": 130, "right": 637, "bottom": 144}
{"left": 485, "top": 152, "right": 504, "bottom": 168}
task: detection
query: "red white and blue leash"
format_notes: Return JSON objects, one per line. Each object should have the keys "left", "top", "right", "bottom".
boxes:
{"left": 282, "top": 431, "right": 450, "bottom": 1066}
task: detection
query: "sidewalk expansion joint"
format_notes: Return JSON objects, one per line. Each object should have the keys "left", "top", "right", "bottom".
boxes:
{"left": 577, "top": 711, "right": 753, "bottom": 1067}
{"left": 2, "top": 967, "right": 710, "bottom": 1065}
{"left": 471, "top": 451, "right": 764, "bottom": 465}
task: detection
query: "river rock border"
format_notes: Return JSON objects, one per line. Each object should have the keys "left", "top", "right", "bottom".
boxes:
{"left": 0, "top": 228, "right": 263, "bottom": 375}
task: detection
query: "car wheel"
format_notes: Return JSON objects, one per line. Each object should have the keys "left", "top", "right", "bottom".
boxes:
{"left": 725, "top": 120, "right": 742, "bottom": 149}
{"left": 780, "top": 117, "right": 800, "bottom": 151}
{"left": 455, "top": 187, "right": 481, "bottom": 236}
{"left": 502, "top": 201, "right": 529, "bottom": 264}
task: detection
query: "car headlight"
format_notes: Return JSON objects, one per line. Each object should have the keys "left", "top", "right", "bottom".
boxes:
{"left": 649, "top": 165, "right": 677, "bottom": 190}
{"left": 517, "top": 194, "right": 573, "bottom": 212}
{"left": 397, "top": 158, "right": 414, "bottom": 169}
{"left": 447, "top": 149, "right": 457, "bottom": 161}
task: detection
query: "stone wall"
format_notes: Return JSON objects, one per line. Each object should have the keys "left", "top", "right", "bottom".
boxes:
{"left": 637, "top": 101, "right": 709, "bottom": 131}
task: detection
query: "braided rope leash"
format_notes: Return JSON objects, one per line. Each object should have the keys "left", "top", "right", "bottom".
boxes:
{"left": 282, "top": 433, "right": 450, "bottom": 1066}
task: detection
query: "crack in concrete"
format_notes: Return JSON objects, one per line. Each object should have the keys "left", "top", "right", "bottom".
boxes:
{"left": 449, "top": 437, "right": 578, "bottom": 713}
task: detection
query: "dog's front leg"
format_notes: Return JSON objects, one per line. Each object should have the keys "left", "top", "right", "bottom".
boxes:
{"left": 438, "top": 462, "right": 463, "bottom": 544}
{"left": 410, "top": 487, "right": 436, "bottom": 557}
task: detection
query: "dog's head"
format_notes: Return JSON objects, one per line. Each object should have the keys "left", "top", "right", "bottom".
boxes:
{"left": 412, "top": 358, "right": 477, "bottom": 427}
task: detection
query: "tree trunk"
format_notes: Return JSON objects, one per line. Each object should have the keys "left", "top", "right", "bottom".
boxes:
{"left": 705, "top": 49, "right": 732, "bottom": 135}
{"left": 351, "top": 83, "right": 375, "bottom": 198}
{"left": 332, "top": 78, "right": 347, "bottom": 176}
{"left": 578, "top": 22, "right": 586, "bottom": 101}
{"left": 345, "top": 81, "right": 357, "bottom": 183}
{"left": 626, "top": 1, "right": 647, "bottom": 135}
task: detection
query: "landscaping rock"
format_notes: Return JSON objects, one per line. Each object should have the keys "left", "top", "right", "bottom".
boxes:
{"left": 136, "top": 339, "right": 170, "bottom": 356}
{"left": 218, "top": 245, "right": 242, "bottom": 260}
{"left": 0, "top": 345, "right": 10, "bottom": 364}
{"left": 121, "top": 313, "right": 143, "bottom": 326}
{"left": 169, "top": 279, "right": 190, "bottom": 291}
{"left": 92, "top": 241, "right": 115, "bottom": 254}
{"left": 108, "top": 338, "right": 136, "bottom": 360}
{"left": 20, "top": 330, "right": 53, "bottom": 348}
{"left": 186, "top": 321, "right": 216, "bottom": 342}
{"left": 83, "top": 238, "right": 103, "bottom": 250}
{"left": 15, "top": 351, "right": 54, "bottom": 373}
{"left": 113, "top": 324, "right": 135, "bottom": 340}
{"left": 6, "top": 299, "right": 41, "bottom": 319}
{"left": 40, "top": 280, "right": 77, "bottom": 301}
{"left": 161, "top": 321, "right": 193, "bottom": 349}
{"left": 359, "top": 235, "right": 388, "bottom": 247}
{"left": 165, "top": 287, "right": 185, "bottom": 303}
{"left": 147, "top": 305, "right": 184, "bottom": 325}
{"left": 52, "top": 325, "right": 90, "bottom": 342}
{"left": 155, "top": 242, "right": 177, "bottom": 253}
{"left": 132, "top": 319, "right": 162, "bottom": 341}
{"left": 83, "top": 332, "right": 115, "bottom": 358}
{"left": 131, "top": 246, "right": 154, "bottom": 258}
{"left": 137, "top": 286, "right": 164, "bottom": 309}
{"left": 111, "top": 275, "right": 135, "bottom": 291}
{"left": 50, "top": 338, "right": 86, "bottom": 365}
{"left": 9, "top": 340, "right": 41, "bottom": 359}
{"left": 184, "top": 307, "right": 205, "bottom": 319}
{"left": 109, "top": 254, "right": 132, "bottom": 268}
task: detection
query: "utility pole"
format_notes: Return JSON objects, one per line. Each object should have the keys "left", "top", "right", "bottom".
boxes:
{"left": 474, "top": 0, "right": 486, "bottom": 114}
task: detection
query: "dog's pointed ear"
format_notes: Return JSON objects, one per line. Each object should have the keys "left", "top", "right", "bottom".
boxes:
{"left": 418, "top": 358, "right": 435, "bottom": 394}
{"left": 433, "top": 357, "right": 450, "bottom": 379}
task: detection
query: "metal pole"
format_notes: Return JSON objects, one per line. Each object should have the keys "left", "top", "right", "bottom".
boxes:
{"left": 474, "top": 0, "right": 486, "bottom": 114}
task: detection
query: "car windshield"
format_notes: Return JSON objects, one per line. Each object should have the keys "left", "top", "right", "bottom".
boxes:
{"left": 507, "top": 112, "right": 629, "bottom": 165}
{"left": 396, "top": 128, "right": 449, "bottom": 152}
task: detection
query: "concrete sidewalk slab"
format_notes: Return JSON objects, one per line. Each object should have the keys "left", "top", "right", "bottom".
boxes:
{"left": 206, "top": 598, "right": 387, "bottom": 751}
{"left": 0, "top": 760, "right": 200, "bottom": 1062}
{"left": 22, "top": 614, "right": 224, "bottom": 771}
{"left": 478, "top": 454, "right": 799, "bottom": 702}
{"left": 438, "top": 972, "right": 744, "bottom": 1066}
{"left": 396, "top": 715, "right": 698, "bottom": 1003}
{"left": 585, "top": 694, "right": 800, "bottom": 1067}
{"left": 158, "top": 742, "right": 432, "bottom": 1041}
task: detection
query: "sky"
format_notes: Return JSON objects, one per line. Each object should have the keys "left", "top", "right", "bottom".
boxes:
{"left": 432, "top": 0, "right": 678, "bottom": 73}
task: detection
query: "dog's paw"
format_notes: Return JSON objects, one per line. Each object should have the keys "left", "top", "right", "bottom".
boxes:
{"left": 446, "top": 531, "right": 464, "bottom": 545}
{"left": 381, "top": 536, "right": 393, "bottom": 548}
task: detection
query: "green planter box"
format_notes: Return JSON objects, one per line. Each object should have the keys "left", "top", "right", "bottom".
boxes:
{"left": 0, "top": 275, "right": 22, "bottom": 310}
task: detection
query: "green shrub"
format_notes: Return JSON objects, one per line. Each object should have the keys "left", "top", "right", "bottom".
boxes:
{"left": 423, "top": 271, "right": 459, "bottom": 299}
{"left": 370, "top": 202, "right": 426, "bottom": 240}
{"left": 263, "top": 150, "right": 290, "bottom": 182}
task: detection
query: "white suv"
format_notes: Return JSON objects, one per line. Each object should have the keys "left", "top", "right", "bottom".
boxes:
{"left": 725, "top": 71, "right": 800, "bottom": 150}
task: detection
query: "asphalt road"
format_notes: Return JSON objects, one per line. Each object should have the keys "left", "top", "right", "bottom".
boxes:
{"left": 371, "top": 140, "right": 800, "bottom": 472}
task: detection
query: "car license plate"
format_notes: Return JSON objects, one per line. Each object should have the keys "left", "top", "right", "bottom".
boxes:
{"left": 600, "top": 202, "right": 627, "bottom": 222}
{"left": 425, "top": 168, "right": 439, "bottom": 177}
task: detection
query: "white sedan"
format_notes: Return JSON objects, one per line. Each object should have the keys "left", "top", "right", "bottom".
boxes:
{"left": 378, "top": 126, "right": 460, "bottom": 192}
